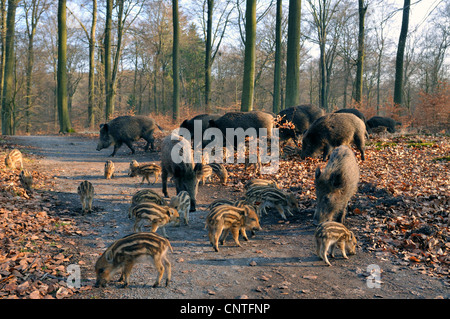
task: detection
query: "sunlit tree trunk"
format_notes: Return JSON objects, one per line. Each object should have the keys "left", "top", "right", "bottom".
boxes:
{"left": 240, "top": 0, "right": 256, "bottom": 112}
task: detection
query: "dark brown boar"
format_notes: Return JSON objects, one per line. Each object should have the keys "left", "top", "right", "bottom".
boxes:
{"left": 160, "top": 132, "right": 203, "bottom": 211}
{"left": 96, "top": 115, "right": 163, "bottom": 157}
{"left": 301, "top": 113, "right": 368, "bottom": 161}
{"left": 313, "top": 145, "right": 360, "bottom": 225}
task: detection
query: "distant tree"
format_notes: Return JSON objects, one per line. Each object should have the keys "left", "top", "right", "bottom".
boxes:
{"left": 172, "top": 0, "right": 180, "bottom": 120}
{"left": 393, "top": 0, "right": 410, "bottom": 106}
{"left": 272, "top": 0, "right": 282, "bottom": 113}
{"left": 354, "top": 0, "right": 367, "bottom": 104}
{"left": 241, "top": 0, "right": 256, "bottom": 112}
{"left": 285, "top": 0, "right": 301, "bottom": 109}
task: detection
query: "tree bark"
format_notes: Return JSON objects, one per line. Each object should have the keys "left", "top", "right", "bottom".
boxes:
{"left": 172, "top": 0, "right": 180, "bottom": 121}
{"left": 393, "top": 0, "right": 410, "bottom": 106}
{"left": 285, "top": 0, "right": 301, "bottom": 109}
{"left": 104, "top": 0, "right": 113, "bottom": 121}
{"left": 354, "top": 0, "right": 367, "bottom": 104}
{"left": 57, "top": 0, "right": 72, "bottom": 133}
{"left": 1, "top": 0, "right": 17, "bottom": 135}
{"left": 272, "top": 0, "right": 282, "bottom": 114}
{"left": 240, "top": 0, "right": 256, "bottom": 112}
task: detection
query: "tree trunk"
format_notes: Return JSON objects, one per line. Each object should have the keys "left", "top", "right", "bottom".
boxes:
{"left": 1, "top": 0, "right": 18, "bottom": 135}
{"left": 0, "top": 0, "right": 7, "bottom": 132}
{"left": 104, "top": 0, "right": 113, "bottom": 121}
{"left": 272, "top": 0, "right": 282, "bottom": 114}
{"left": 172, "top": 0, "right": 180, "bottom": 121}
{"left": 88, "top": 0, "right": 97, "bottom": 129}
{"left": 204, "top": 0, "right": 213, "bottom": 112}
{"left": 240, "top": 0, "right": 256, "bottom": 112}
{"left": 393, "top": 0, "right": 410, "bottom": 106}
{"left": 354, "top": 0, "right": 367, "bottom": 104}
{"left": 57, "top": 0, "right": 72, "bottom": 133}
{"left": 285, "top": 0, "right": 301, "bottom": 109}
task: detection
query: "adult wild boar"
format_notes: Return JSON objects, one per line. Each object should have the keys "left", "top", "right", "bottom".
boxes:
{"left": 301, "top": 113, "right": 368, "bottom": 161}
{"left": 180, "top": 113, "right": 221, "bottom": 140}
{"left": 314, "top": 145, "right": 359, "bottom": 225}
{"left": 207, "top": 111, "right": 274, "bottom": 146}
{"left": 161, "top": 132, "right": 203, "bottom": 211}
{"left": 334, "top": 108, "right": 366, "bottom": 126}
{"left": 96, "top": 115, "right": 163, "bottom": 157}
{"left": 367, "top": 116, "right": 401, "bottom": 133}
{"left": 277, "top": 104, "right": 324, "bottom": 144}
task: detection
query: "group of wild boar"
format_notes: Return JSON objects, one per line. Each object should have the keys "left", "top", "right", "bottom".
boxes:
{"left": 88, "top": 108, "right": 401, "bottom": 287}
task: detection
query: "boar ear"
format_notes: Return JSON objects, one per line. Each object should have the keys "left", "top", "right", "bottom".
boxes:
{"left": 105, "top": 250, "right": 113, "bottom": 263}
{"left": 100, "top": 123, "right": 109, "bottom": 132}
{"left": 330, "top": 171, "right": 343, "bottom": 188}
{"left": 208, "top": 119, "right": 216, "bottom": 128}
{"left": 315, "top": 167, "right": 321, "bottom": 179}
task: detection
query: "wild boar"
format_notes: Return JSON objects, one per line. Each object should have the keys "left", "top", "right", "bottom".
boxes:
{"left": 276, "top": 104, "right": 324, "bottom": 144}
{"left": 160, "top": 132, "right": 203, "bottom": 211}
{"left": 245, "top": 185, "right": 298, "bottom": 219}
{"left": 180, "top": 113, "right": 221, "bottom": 143}
{"left": 334, "top": 108, "right": 366, "bottom": 126}
{"left": 128, "top": 160, "right": 161, "bottom": 185}
{"left": 19, "top": 169, "right": 33, "bottom": 191}
{"left": 313, "top": 145, "right": 359, "bottom": 225}
{"left": 77, "top": 180, "right": 94, "bottom": 214}
{"left": 5, "top": 149, "right": 23, "bottom": 170}
{"left": 206, "top": 204, "right": 261, "bottom": 252}
{"left": 367, "top": 116, "right": 402, "bottom": 133}
{"left": 95, "top": 232, "right": 172, "bottom": 288}
{"left": 169, "top": 191, "right": 191, "bottom": 225}
{"left": 314, "top": 221, "right": 357, "bottom": 266}
{"left": 207, "top": 111, "right": 274, "bottom": 146}
{"left": 104, "top": 160, "right": 115, "bottom": 179}
{"left": 301, "top": 113, "right": 368, "bottom": 161}
{"left": 96, "top": 115, "right": 163, "bottom": 157}
{"left": 129, "top": 189, "right": 167, "bottom": 218}
{"left": 132, "top": 202, "right": 180, "bottom": 238}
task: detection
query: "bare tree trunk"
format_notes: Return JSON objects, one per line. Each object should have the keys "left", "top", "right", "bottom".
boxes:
{"left": 241, "top": 0, "right": 256, "bottom": 112}
{"left": 104, "top": 0, "right": 112, "bottom": 120}
{"left": 354, "top": 0, "right": 367, "bottom": 104}
{"left": 57, "top": 0, "right": 72, "bottom": 133}
{"left": 393, "top": 0, "right": 410, "bottom": 106}
{"left": 285, "top": 0, "right": 301, "bottom": 109}
{"left": 172, "top": 0, "right": 180, "bottom": 121}
{"left": 2, "top": 0, "right": 18, "bottom": 135}
{"left": 272, "top": 0, "right": 282, "bottom": 113}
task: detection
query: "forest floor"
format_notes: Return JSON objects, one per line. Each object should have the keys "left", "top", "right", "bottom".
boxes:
{"left": 0, "top": 132, "right": 449, "bottom": 301}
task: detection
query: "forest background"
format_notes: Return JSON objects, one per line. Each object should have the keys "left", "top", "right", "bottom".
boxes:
{"left": 0, "top": 0, "right": 448, "bottom": 135}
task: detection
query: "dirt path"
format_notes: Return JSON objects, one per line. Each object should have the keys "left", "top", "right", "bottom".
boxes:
{"left": 9, "top": 135, "right": 449, "bottom": 299}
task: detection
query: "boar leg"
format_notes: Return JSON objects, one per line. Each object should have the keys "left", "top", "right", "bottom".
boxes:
{"left": 163, "top": 255, "right": 171, "bottom": 287}
{"left": 230, "top": 227, "right": 241, "bottom": 247}
{"left": 353, "top": 133, "right": 365, "bottom": 161}
{"left": 275, "top": 204, "right": 287, "bottom": 220}
{"left": 336, "top": 240, "right": 348, "bottom": 259}
{"left": 119, "top": 261, "right": 135, "bottom": 288}
{"left": 212, "top": 226, "right": 224, "bottom": 252}
{"left": 322, "top": 241, "right": 332, "bottom": 266}
{"left": 110, "top": 142, "right": 122, "bottom": 157}
{"left": 240, "top": 228, "right": 249, "bottom": 241}
{"left": 219, "top": 229, "right": 229, "bottom": 245}
{"left": 161, "top": 170, "right": 169, "bottom": 197}
{"left": 152, "top": 254, "right": 165, "bottom": 288}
